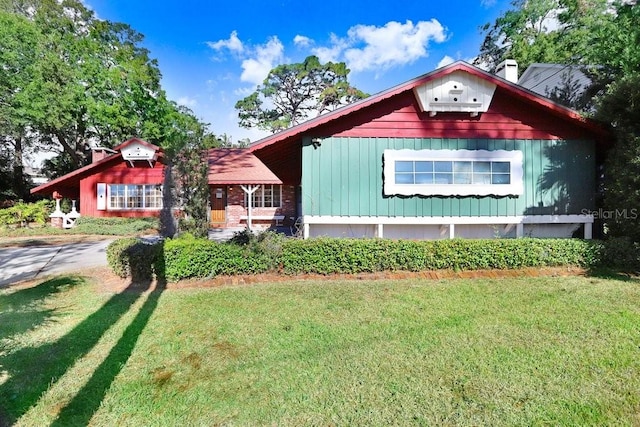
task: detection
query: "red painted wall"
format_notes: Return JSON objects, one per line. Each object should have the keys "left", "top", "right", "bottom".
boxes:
{"left": 79, "top": 160, "right": 165, "bottom": 217}
{"left": 325, "top": 88, "right": 597, "bottom": 140}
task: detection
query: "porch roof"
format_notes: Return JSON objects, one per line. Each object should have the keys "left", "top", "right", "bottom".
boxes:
{"left": 207, "top": 148, "right": 282, "bottom": 185}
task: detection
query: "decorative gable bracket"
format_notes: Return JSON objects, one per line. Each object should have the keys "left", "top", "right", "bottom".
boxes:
{"left": 413, "top": 70, "right": 497, "bottom": 117}
{"left": 120, "top": 141, "right": 159, "bottom": 167}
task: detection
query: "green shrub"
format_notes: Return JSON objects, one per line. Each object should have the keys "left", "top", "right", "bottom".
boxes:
{"left": 280, "top": 238, "right": 602, "bottom": 275}
{"left": 599, "top": 237, "right": 640, "bottom": 271}
{"left": 0, "top": 200, "right": 51, "bottom": 228}
{"left": 163, "top": 237, "right": 272, "bottom": 281}
{"left": 144, "top": 235, "right": 604, "bottom": 281}
{"left": 107, "top": 237, "right": 164, "bottom": 281}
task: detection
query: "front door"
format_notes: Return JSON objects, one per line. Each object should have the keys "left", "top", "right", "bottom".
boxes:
{"left": 211, "top": 186, "right": 226, "bottom": 224}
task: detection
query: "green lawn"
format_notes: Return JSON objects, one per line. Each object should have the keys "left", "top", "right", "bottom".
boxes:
{"left": 1, "top": 274, "right": 639, "bottom": 426}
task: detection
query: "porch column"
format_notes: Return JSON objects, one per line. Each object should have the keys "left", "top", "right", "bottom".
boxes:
{"left": 240, "top": 185, "right": 261, "bottom": 231}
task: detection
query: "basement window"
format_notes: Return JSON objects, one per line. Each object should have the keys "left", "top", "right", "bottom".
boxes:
{"left": 383, "top": 149, "right": 523, "bottom": 196}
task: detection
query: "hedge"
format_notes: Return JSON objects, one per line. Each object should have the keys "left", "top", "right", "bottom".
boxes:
{"left": 279, "top": 237, "right": 602, "bottom": 275}
{"left": 106, "top": 237, "right": 164, "bottom": 282}
{"left": 108, "top": 235, "right": 605, "bottom": 282}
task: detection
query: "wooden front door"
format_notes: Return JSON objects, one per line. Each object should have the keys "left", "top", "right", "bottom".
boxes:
{"left": 211, "top": 186, "right": 226, "bottom": 224}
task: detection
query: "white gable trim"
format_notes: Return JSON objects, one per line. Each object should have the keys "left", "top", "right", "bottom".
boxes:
{"left": 413, "top": 70, "right": 497, "bottom": 117}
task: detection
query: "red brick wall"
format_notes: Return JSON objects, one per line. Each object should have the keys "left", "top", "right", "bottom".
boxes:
{"left": 223, "top": 184, "right": 296, "bottom": 228}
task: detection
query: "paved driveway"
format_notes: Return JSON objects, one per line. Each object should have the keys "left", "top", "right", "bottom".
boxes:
{"left": 0, "top": 240, "right": 113, "bottom": 286}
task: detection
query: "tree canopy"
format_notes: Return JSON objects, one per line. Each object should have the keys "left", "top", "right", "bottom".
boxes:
{"left": 235, "top": 55, "right": 368, "bottom": 133}
{"left": 0, "top": 0, "right": 218, "bottom": 200}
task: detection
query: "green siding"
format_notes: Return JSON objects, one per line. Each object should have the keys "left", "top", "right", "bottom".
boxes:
{"left": 301, "top": 137, "right": 596, "bottom": 217}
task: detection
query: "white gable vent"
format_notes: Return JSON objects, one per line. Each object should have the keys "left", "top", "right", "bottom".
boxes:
{"left": 414, "top": 70, "right": 497, "bottom": 117}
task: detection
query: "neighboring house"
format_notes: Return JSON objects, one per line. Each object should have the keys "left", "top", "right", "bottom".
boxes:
{"left": 30, "top": 138, "right": 293, "bottom": 229}
{"left": 518, "top": 63, "right": 592, "bottom": 102}
{"left": 32, "top": 61, "right": 610, "bottom": 239}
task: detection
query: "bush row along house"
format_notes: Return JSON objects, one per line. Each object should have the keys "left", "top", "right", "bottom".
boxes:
{"left": 32, "top": 60, "right": 610, "bottom": 239}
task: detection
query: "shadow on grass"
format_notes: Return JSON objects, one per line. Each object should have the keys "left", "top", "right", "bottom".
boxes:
{"left": 586, "top": 267, "right": 640, "bottom": 282}
{"left": 0, "top": 276, "right": 85, "bottom": 343}
{"left": 0, "top": 243, "right": 165, "bottom": 427}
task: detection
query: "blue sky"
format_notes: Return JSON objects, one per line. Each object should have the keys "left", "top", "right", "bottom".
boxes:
{"left": 85, "top": 0, "right": 512, "bottom": 143}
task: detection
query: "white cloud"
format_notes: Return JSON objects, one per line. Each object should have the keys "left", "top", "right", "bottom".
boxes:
{"left": 480, "top": 0, "right": 497, "bottom": 7}
{"left": 316, "top": 20, "right": 447, "bottom": 73}
{"left": 239, "top": 36, "right": 285, "bottom": 85}
{"left": 312, "top": 33, "right": 349, "bottom": 63}
{"left": 207, "top": 30, "right": 244, "bottom": 54}
{"left": 177, "top": 96, "right": 198, "bottom": 108}
{"left": 436, "top": 55, "right": 455, "bottom": 69}
{"left": 294, "top": 35, "right": 313, "bottom": 47}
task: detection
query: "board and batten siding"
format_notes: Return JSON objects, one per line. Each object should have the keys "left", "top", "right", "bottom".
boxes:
{"left": 301, "top": 137, "right": 596, "bottom": 218}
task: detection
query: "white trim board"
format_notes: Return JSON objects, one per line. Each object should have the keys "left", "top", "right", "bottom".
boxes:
{"left": 302, "top": 215, "right": 593, "bottom": 239}
{"left": 302, "top": 215, "right": 594, "bottom": 225}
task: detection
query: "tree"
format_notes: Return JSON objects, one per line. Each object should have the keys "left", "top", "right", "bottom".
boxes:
{"left": 235, "top": 55, "right": 367, "bottom": 133}
{"left": 475, "top": 0, "right": 611, "bottom": 73}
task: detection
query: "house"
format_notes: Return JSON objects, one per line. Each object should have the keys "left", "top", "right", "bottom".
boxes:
{"left": 517, "top": 63, "right": 592, "bottom": 100}
{"left": 247, "top": 60, "right": 609, "bottom": 239}
{"left": 32, "top": 60, "right": 610, "bottom": 239}
{"left": 30, "top": 138, "right": 293, "bottom": 229}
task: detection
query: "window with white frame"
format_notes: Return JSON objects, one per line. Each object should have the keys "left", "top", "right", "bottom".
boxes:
{"left": 383, "top": 149, "right": 523, "bottom": 196}
{"left": 107, "top": 184, "right": 163, "bottom": 209}
{"left": 244, "top": 185, "right": 282, "bottom": 208}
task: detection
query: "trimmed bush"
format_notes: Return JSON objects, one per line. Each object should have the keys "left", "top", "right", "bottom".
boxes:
{"left": 163, "top": 237, "right": 272, "bottom": 281}
{"left": 279, "top": 238, "right": 603, "bottom": 275}
{"left": 107, "top": 237, "right": 164, "bottom": 281}
{"left": 112, "top": 235, "right": 605, "bottom": 281}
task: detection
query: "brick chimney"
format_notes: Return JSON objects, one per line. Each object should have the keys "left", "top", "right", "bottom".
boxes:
{"left": 91, "top": 147, "right": 116, "bottom": 163}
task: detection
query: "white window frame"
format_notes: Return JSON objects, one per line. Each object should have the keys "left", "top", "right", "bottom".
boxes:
{"left": 244, "top": 185, "right": 282, "bottom": 208}
{"left": 106, "top": 184, "right": 163, "bottom": 210}
{"left": 383, "top": 149, "right": 524, "bottom": 196}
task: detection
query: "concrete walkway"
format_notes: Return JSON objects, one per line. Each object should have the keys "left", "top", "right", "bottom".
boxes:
{"left": 0, "top": 239, "right": 113, "bottom": 286}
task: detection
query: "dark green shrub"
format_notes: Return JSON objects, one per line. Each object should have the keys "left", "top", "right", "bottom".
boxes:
{"left": 599, "top": 237, "right": 640, "bottom": 271}
{"left": 107, "top": 237, "right": 164, "bottom": 281}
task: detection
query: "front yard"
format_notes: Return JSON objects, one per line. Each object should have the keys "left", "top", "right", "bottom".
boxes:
{"left": 1, "top": 273, "right": 639, "bottom": 425}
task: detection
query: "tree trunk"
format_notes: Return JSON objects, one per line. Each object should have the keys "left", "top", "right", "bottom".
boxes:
{"left": 11, "top": 135, "right": 26, "bottom": 200}
{"left": 54, "top": 131, "right": 82, "bottom": 168}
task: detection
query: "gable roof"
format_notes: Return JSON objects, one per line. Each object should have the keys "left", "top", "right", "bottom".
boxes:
{"left": 207, "top": 148, "right": 282, "bottom": 185}
{"left": 249, "top": 60, "right": 609, "bottom": 156}
{"left": 30, "top": 138, "right": 163, "bottom": 196}
{"left": 518, "top": 63, "right": 592, "bottom": 98}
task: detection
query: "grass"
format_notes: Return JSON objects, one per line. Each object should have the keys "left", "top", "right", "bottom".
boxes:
{"left": 1, "top": 274, "right": 639, "bottom": 426}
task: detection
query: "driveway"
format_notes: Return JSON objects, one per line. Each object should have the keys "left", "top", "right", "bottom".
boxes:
{"left": 0, "top": 239, "right": 113, "bottom": 286}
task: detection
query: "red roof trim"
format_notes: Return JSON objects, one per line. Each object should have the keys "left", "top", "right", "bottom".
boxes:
{"left": 30, "top": 153, "right": 124, "bottom": 195}
{"left": 248, "top": 61, "right": 609, "bottom": 154}
{"left": 30, "top": 137, "right": 165, "bottom": 195}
